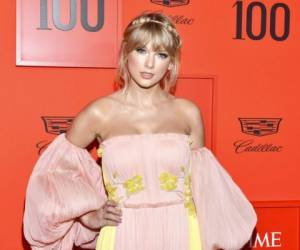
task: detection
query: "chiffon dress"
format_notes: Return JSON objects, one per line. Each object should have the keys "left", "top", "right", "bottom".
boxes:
{"left": 23, "top": 132, "right": 257, "bottom": 250}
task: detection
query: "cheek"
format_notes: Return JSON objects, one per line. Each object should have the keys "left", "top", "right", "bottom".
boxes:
{"left": 127, "top": 54, "right": 141, "bottom": 66}
{"left": 157, "top": 61, "right": 171, "bottom": 74}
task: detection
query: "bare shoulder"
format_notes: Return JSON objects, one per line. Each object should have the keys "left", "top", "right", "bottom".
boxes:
{"left": 86, "top": 94, "right": 119, "bottom": 117}
{"left": 65, "top": 95, "right": 117, "bottom": 148}
{"left": 174, "top": 97, "right": 205, "bottom": 148}
{"left": 174, "top": 97, "right": 201, "bottom": 117}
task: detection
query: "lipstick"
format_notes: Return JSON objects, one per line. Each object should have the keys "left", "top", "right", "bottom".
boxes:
{"left": 140, "top": 72, "right": 154, "bottom": 79}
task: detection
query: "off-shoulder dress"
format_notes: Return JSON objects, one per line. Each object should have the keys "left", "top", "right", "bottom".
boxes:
{"left": 23, "top": 133, "right": 257, "bottom": 250}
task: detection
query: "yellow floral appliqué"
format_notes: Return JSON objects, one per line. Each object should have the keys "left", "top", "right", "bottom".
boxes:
{"left": 123, "top": 175, "right": 144, "bottom": 196}
{"left": 103, "top": 169, "right": 144, "bottom": 202}
{"left": 159, "top": 172, "right": 178, "bottom": 191}
{"left": 97, "top": 147, "right": 103, "bottom": 158}
{"left": 102, "top": 167, "right": 121, "bottom": 202}
{"left": 184, "top": 173, "right": 196, "bottom": 217}
{"left": 105, "top": 181, "right": 120, "bottom": 202}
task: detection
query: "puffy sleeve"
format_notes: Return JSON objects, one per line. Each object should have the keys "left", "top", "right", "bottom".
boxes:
{"left": 190, "top": 147, "right": 257, "bottom": 250}
{"left": 23, "top": 133, "right": 108, "bottom": 250}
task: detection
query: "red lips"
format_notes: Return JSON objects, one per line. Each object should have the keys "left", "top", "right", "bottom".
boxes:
{"left": 140, "top": 72, "right": 154, "bottom": 79}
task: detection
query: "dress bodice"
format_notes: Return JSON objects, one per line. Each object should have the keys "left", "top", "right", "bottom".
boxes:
{"left": 24, "top": 132, "right": 257, "bottom": 250}
{"left": 96, "top": 133, "right": 196, "bottom": 214}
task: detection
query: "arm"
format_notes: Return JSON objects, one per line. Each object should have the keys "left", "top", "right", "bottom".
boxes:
{"left": 66, "top": 99, "right": 103, "bottom": 148}
{"left": 23, "top": 99, "right": 108, "bottom": 249}
{"left": 66, "top": 99, "right": 106, "bottom": 229}
{"left": 177, "top": 98, "right": 205, "bottom": 148}
{"left": 66, "top": 99, "right": 122, "bottom": 230}
{"left": 181, "top": 99, "right": 258, "bottom": 250}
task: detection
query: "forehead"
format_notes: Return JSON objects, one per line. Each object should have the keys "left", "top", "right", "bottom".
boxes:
{"left": 140, "top": 41, "right": 167, "bottom": 51}
{"left": 128, "top": 26, "right": 174, "bottom": 53}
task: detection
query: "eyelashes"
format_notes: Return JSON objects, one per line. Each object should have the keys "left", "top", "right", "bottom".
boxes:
{"left": 158, "top": 52, "right": 169, "bottom": 59}
{"left": 135, "top": 48, "right": 146, "bottom": 54}
{"left": 135, "top": 48, "right": 169, "bottom": 59}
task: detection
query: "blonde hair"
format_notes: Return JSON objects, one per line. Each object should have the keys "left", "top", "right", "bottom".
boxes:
{"left": 114, "top": 11, "right": 182, "bottom": 93}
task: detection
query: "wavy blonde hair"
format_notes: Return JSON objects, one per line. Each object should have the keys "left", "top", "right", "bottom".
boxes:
{"left": 114, "top": 11, "right": 182, "bottom": 93}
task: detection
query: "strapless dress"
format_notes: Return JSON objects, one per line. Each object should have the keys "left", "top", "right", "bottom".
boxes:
{"left": 23, "top": 132, "right": 257, "bottom": 250}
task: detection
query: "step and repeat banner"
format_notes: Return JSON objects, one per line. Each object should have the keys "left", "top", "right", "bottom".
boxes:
{"left": 0, "top": 0, "right": 299, "bottom": 249}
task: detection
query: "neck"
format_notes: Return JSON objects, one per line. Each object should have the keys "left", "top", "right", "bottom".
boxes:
{"left": 121, "top": 82, "right": 169, "bottom": 108}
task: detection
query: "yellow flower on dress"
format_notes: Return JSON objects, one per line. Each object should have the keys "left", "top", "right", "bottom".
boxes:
{"left": 159, "top": 172, "right": 178, "bottom": 191}
{"left": 105, "top": 181, "right": 120, "bottom": 202}
{"left": 97, "top": 147, "right": 103, "bottom": 158}
{"left": 123, "top": 174, "right": 144, "bottom": 196}
{"left": 184, "top": 173, "right": 196, "bottom": 217}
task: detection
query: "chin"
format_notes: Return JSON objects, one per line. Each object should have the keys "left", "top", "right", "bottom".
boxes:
{"left": 138, "top": 80, "right": 161, "bottom": 89}
{"left": 129, "top": 74, "right": 163, "bottom": 89}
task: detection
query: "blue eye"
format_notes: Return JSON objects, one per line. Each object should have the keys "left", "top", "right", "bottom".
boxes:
{"left": 158, "top": 53, "right": 169, "bottom": 59}
{"left": 136, "top": 48, "right": 146, "bottom": 54}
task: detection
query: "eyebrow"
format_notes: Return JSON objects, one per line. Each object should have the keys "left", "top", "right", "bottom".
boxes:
{"left": 136, "top": 46, "right": 168, "bottom": 54}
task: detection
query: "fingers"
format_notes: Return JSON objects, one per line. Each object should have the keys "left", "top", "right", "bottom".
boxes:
{"left": 104, "top": 200, "right": 122, "bottom": 215}
{"left": 103, "top": 212, "right": 122, "bottom": 223}
{"left": 106, "top": 205, "right": 122, "bottom": 216}
{"left": 102, "top": 200, "right": 123, "bottom": 226}
{"left": 105, "top": 200, "right": 119, "bottom": 207}
{"left": 102, "top": 219, "right": 120, "bottom": 226}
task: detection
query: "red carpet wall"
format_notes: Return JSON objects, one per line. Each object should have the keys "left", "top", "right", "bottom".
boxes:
{"left": 0, "top": 0, "right": 299, "bottom": 249}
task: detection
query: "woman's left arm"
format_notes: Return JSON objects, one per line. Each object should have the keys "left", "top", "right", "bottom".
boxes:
{"left": 177, "top": 98, "right": 205, "bottom": 148}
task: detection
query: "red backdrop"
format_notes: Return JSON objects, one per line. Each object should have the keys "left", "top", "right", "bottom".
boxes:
{"left": 0, "top": 0, "right": 299, "bottom": 249}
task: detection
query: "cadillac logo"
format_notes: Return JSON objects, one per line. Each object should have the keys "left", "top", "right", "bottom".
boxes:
{"left": 151, "top": 0, "right": 190, "bottom": 7}
{"left": 41, "top": 116, "right": 74, "bottom": 135}
{"left": 238, "top": 118, "right": 282, "bottom": 136}
{"left": 36, "top": 116, "right": 75, "bottom": 154}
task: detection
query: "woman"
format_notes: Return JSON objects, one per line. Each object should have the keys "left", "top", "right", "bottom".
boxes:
{"left": 23, "top": 11, "right": 257, "bottom": 250}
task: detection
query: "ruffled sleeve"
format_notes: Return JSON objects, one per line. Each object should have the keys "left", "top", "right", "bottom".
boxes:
{"left": 23, "top": 133, "right": 108, "bottom": 250}
{"left": 190, "top": 147, "right": 257, "bottom": 250}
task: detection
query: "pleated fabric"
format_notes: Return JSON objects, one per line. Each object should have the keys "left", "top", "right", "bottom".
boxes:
{"left": 190, "top": 148, "right": 257, "bottom": 250}
{"left": 96, "top": 208, "right": 201, "bottom": 250}
{"left": 95, "top": 133, "right": 197, "bottom": 250}
{"left": 23, "top": 133, "right": 107, "bottom": 249}
{"left": 23, "top": 132, "right": 257, "bottom": 250}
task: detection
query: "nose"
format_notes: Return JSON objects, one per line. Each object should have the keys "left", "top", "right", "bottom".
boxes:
{"left": 145, "top": 53, "right": 155, "bottom": 69}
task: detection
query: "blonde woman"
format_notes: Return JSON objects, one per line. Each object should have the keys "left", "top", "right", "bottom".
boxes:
{"left": 24, "top": 11, "right": 257, "bottom": 250}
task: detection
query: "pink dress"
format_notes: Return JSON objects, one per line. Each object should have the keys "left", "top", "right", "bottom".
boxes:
{"left": 23, "top": 133, "right": 257, "bottom": 250}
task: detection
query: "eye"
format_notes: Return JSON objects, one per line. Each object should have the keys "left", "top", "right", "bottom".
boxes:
{"left": 135, "top": 47, "right": 147, "bottom": 54}
{"left": 158, "top": 52, "right": 169, "bottom": 59}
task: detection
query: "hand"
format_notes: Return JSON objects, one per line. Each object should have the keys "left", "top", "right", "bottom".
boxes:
{"left": 98, "top": 200, "right": 123, "bottom": 227}
{"left": 79, "top": 200, "right": 123, "bottom": 229}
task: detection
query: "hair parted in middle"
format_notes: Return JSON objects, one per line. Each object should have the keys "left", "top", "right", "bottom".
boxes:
{"left": 115, "top": 11, "right": 182, "bottom": 93}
